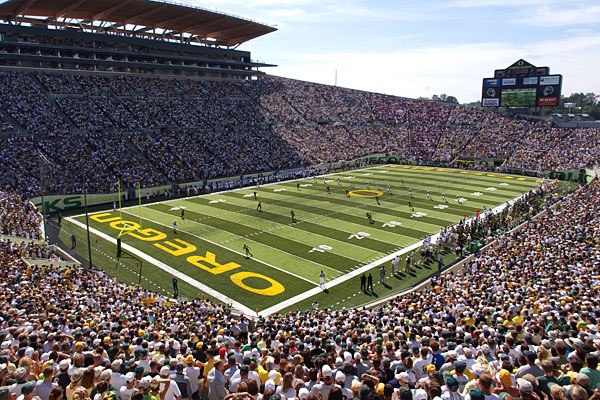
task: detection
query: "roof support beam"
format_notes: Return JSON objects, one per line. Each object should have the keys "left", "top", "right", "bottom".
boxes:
{"left": 133, "top": 25, "right": 151, "bottom": 34}
{"left": 54, "top": 0, "right": 87, "bottom": 19}
{"left": 228, "top": 32, "right": 262, "bottom": 44}
{"left": 90, "top": 0, "right": 133, "bottom": 21}
{"left": 11, "top": 0, "right": 40, "bottom": 17}
{"left": 122, "top": 5, "right": 167, "bottom": 25}
{"left": 181, "top": 16, "right": 227, "bottom": 33}
{"left": 206, "top": 22, "right": 252, "bottom": 39}
{"left": 152, "top": 11, "right": 198, "bottom": 27}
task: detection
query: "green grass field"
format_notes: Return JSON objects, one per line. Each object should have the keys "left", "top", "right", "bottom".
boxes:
{"left": 61, "top": 165, "right": 540, "bottom": 315}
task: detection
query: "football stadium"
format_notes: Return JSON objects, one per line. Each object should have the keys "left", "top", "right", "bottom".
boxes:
{"left": 0, "top": 1, "right": 599, "bottom": 400}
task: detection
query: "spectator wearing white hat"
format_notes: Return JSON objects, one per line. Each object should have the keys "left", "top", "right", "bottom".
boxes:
{"left": 310, "top": 366, "right": 339, "bottom": 400}
{"left": 119, "top": 372, "right": 136, "bottom": 400}
{"left": 65, "top": 369, "right": 84, "bottom": 400}
{"left": 110, "top": 360, "right": 127, "bottom": 390}
{"left": 159, "top": 365, "right": 182, "bottom": 400}
{"left": 334, "top": 371, "right": 352, "bottom": 400}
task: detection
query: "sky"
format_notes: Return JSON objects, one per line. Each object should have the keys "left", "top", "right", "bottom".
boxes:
{"left": 190, "top": 0, "right": 600, "bottom": 103}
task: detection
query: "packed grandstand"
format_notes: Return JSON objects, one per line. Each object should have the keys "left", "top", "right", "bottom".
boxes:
{"left": 1, "top": 0, "right": 600, "bottom": 400}
{"left": 1, "top": 70, "right": 599, "bottom": 198}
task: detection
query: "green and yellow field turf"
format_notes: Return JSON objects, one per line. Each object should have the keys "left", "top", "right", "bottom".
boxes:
{"left": 61, "top": 165, "right": 540, "bottom": 315}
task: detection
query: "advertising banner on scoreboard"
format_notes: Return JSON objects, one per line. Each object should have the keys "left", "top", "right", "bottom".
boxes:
{"left": 536, "top": 74, "right": 562, "bottom": 106}
{"left": 481, "top": 78, "right": 501, "bottom": 107}
{"left": 483, "top": 78, "right": 500, "bottom": 87}
{"left": 482, "top": 98, "right": 499, "bottom": 107}
{"left": 540, "top": 75, "right": 560, "bottom": 85}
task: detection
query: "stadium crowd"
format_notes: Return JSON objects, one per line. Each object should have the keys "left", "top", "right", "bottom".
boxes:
{"left": 0, "top": 160, "right": 599, "bottom": 400}
{"left": 0, "top": 70, "right": 599, "bottom": 199}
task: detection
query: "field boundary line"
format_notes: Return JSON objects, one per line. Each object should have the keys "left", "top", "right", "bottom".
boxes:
{"left": 257, "top": 190, "right": 528, "bottom": 316}
{"left": 65, "top": 216, "right": 256, "bottom": 316}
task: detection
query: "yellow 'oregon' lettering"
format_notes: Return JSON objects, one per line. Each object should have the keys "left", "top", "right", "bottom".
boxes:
{"left": 89, "top": 212, "right": 286, "bottom": 297}
{"left": 230, "top": 272, "right": 285, "bottom": 296}
{"left": 187, "top": 252, "right": 240, "bottom": 275}
{"left": 128, "top": 228, "right": 167, "bottom": 242}
{"left": 154, "top": 239, "right": 196, "bottom": 256}
{"left": 109, "top": 220, "right": 141, "bottom": 231}
{"left": 90, "top": 213, "right": 121, "bottom": 223}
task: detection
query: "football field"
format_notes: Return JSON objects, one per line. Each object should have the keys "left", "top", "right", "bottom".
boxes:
{"left": 65, "top": 165, "right": 540, "bottom": 315}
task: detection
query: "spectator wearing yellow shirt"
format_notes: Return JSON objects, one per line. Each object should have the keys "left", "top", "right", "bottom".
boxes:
{"left": 257, "top": 357, "right": 281, "bottom": 385}
{"left": 200, "top": 349, "right": 215, "bottom": 400}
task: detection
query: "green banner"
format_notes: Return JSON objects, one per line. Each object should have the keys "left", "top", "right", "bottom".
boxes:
{"left": 548, "top": 168, "right": 592, "bottom": 183}
{"left": 31, "top": 193, "right": 119, "bottom": 213}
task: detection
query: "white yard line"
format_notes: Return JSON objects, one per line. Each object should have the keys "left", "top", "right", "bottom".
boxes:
{"left": 248, "top": 191, "right": 446, "bottom": 236}
{"left": 257, "top": 195, "right": 521, "bottom": 316}
{"left": 120, "top": 210, "right": 318, "bottom": 286}
{"left": 175, "top": 198, "right": 393, "bottom": 259}
{"left": 136, "top": 207, "right": 344, "bottom": 278}
{"left": 69, "top": 165, "right": 536, "bottom": 316}
{"left": 66, "top": 216, "right": 256, "bottom": 316}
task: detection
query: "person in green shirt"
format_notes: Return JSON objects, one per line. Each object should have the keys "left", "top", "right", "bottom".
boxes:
{"left": 537, "top": 360, "right": 562, "bottom": 397}
{"left": 580, "top": 354, "right": 600, "bottom": 392}
{"left": 135, "top": 376, "right": 170, "bottom": 400}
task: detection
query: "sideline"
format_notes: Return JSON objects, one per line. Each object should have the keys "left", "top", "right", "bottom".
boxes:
{"left": 356, "top": 181, "right": 582, "bottom": 312}
{"left": 66, "top": 217, "right": 256, "bottom": 316}
{"left": 257, "top": 188, "right": 528, "bottom": 316}
{"left": 67, "top": 165, "right": 543, "bottom": 316}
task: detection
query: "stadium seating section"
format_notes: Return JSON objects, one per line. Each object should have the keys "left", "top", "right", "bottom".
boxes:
{"left": 0, "top": 70, "right": 598, "bottom": 199}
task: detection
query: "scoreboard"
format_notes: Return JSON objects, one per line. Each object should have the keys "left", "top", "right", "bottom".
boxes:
{"left": 481, "top": 59, "right": 562, "bottom": 107}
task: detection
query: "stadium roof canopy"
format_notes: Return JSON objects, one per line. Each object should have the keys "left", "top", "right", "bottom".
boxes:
{"left": 0, "top": 0, "right": 277, "bottom": 47}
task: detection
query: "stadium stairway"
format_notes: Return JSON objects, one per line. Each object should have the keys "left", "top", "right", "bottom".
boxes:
{"left": 455, "top": 124, "right": 483, "bottom": 157}
{"left": 30, "top": 74, "right": 80, "bottom": 132}
{"left": 502, "top": 125, "right": 544, "bottom": 165}
{"left": 0, "top": 107, "right": 23, "bottom": 133}
{"left": 282, "top": 95, "right": 311, "bottom": 122}
{"left": 126, "top": 134, "right": 171, "bottom": 183}
{"left": 239, "top": 86, "right": 277, "bottom": 123}
{"left": 45, "top": 218, "right": 90, "bottom": 268}
{"left": 50, "top": 97, "right": 80, "bottom": 132}
{"left": 431, "top": 123, "right": 449, "bottom": 160}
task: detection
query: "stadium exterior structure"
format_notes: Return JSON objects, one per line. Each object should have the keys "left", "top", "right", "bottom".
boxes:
{"left": 0, "top": 0, "right": 276, "bottom": 77}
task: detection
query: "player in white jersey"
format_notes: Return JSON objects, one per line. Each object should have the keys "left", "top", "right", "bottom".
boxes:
{"left": 319, "top": 271, "right": 326, "bottom": 290}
